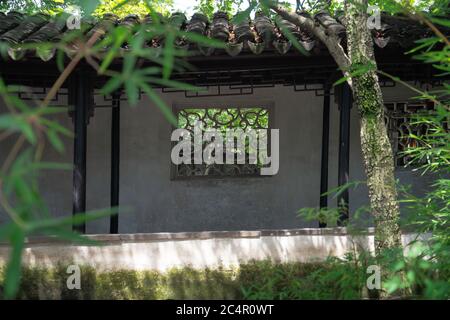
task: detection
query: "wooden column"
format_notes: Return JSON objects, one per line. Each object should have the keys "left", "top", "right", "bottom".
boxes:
{"left": 110, "top": 92, "right": 121, "bottom": 234}
{"left": 319, "top": 83, "right": 331, "bottom": 228}
{"left": 71, "top": 71, "right": 93, "bottom": 233}
{"left": 337, "top": 82, "right": 352, "bottom": 225}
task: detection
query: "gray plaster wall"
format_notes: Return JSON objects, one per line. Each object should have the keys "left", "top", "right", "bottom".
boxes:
{"left": 0, "top": 84, "right": 434, "bottom": 234}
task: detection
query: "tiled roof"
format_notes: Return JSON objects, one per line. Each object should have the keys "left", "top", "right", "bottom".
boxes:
{"left": 0, "top": 10, "right": 439, "bottom": 62}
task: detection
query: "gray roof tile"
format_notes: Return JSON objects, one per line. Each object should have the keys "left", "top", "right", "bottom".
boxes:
{"left": 0, "top": 10, "right": 441, "bottom": 61}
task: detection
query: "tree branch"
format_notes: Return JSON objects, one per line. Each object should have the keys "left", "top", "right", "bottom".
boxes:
{"left": 268, "top": 3, "right": 351, "bottom": 80}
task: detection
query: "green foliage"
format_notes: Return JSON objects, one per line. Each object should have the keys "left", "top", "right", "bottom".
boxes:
{"left": 0, "top": 77, "right": 119, "bottom": 298}
{"left": 0, "top": 264, "right": 240, "bottom": 299}
{"left": 0, "top": 0, "right": 55, "bottom": 13}
{"left": 177, "top": 108, "right": 269, "bottom": 131}
{"left": 298, "top": 180, "right": 371, "bottom": 229}
{"left": 93, "top": 0, "right": 173, "bottom": 17}
{"left": 240, "top": 251, "right": 449, "bottom": 300}
{"left": 1, "top": 0, "right": 447, "bottom": 18}
{"left": 0, "top": 0, "right": 173, "bottom": 17}
{"left": 369, "top": 0, "right": 449, "bottom": 16}
{"left": 241, "top": 255, "right": 374, "bottom": 299}
{"left": 382, "top": 5, "right": 450, "bottom": 299}
{"left": 0, "top": 260, "right": 374, "bottom": 300}
{"left": 194, "top": 0, "right": 243, "bottom": 18}
{"left": 382, "top": 242, "right": 450, "bottom": 299}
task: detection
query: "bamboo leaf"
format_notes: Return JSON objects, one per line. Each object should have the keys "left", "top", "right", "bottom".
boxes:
{"left": 56, "top": 48, "right": 65, "bottom": 72}
{"left": 179, "top": 31, "right": 226, "bottom": 49}
{"left": 144, "top": 76, "right": 201, "bottom": 92}
{"left": 31, "top": 162, "right": 72, "bottom": 171}
{"left": 101, "top": 76, "right": 123, "bottom": 96}
{"left": 274, "top": 16, "right": 308, "bottom": 56}
{"left": 40, "top": 118, "right": 73, "bottom": 137}
{"left": 27, "top": 207, "right": 121, "bottom": 231}
{"left": 99, "top": 27, "right": 129, "bottom": 74}
{"left": 163, "top": 31, "right": 175, "bottom": 80}
{"left": 46, "top": 129, "right": 64, "bottom": 153}
{"left": 4, "top": 228, "right": 25, "bottom": 299}
{"left": 231, "top": 2, "right": 257, "bottom": 24}
{"left": 140, "top": 83, "right": 177, "bottom": 126}
{"left": 429, "top": 17, "right": 450, "bottom": 28}
{"left": 125, "top": 80, "right": 139, "bottom": 106}
{"left": 79, "top": 0, "right": 101, "bottom": 16}
{"left": 0, "top": 115, "right": 36, "bottom": 144}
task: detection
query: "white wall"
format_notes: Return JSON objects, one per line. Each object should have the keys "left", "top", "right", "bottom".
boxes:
{"left": 0, "top": 84, "right": 433, "bottom": 233}
{"left": 0, "top": 229, "right": 426, "bottom": 272}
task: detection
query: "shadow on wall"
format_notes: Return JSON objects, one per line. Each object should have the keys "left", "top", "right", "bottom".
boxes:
{"left": 0, "top": 231, "right": 377, "bottom": 272}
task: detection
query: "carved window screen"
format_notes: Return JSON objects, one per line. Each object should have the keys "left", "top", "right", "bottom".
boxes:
{"left": 173, "top": 107, "right": 271, "bottom": 178}
{"left": 384, "top": 101, "right": 436, "bottom": 167}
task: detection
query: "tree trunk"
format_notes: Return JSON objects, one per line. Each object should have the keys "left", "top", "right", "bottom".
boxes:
{"left": 344, "top": 1, "right": 402, "bottom": 253}
{"left": 267, "top": 0, "right": 404, "bottom": 298}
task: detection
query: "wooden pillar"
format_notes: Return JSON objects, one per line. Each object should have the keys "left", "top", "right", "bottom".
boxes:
{"left": 110, "top": 92, "right": 121, "bottom": 234}
{"left": 337, "top": 82, "right": 352, "bottom": 225}
{"left": 71, "top": 71, "right": 93, "bottom": 233}
{"left": 319, "top": 83, "right": 331, "bottom": 228}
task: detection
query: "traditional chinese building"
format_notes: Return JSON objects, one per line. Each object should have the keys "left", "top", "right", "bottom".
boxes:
{"left": 0, "top": 10, "right": 445, "bottom": 236}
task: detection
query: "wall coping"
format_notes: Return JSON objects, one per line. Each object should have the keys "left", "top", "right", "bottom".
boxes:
{"left": 0, "top": 227, "right": 377, "bottom": 246}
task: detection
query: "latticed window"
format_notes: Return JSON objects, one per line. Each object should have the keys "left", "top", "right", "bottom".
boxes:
{"left": 171, "top": 106, "right": 271, "bottom": 178}
{"left": 384, "top": 101, "right": 435, "bottom": 167}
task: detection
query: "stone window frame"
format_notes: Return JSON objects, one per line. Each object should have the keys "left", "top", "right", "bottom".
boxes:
{"left": 170, "top": 101, "right": 275, "bottom": 180}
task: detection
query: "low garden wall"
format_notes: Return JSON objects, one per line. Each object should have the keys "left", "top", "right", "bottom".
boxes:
{"left": 0, "top": 228, "right": 420, "bottom": 272}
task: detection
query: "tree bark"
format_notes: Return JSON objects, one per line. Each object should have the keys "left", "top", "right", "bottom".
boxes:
{"left": 344, "top": 0, "right": 402, "bottom": 255}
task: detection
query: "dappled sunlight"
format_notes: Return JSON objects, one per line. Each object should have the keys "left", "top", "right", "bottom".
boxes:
{"left": 0, "top": 229, "right": 420, "bottom": 272}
